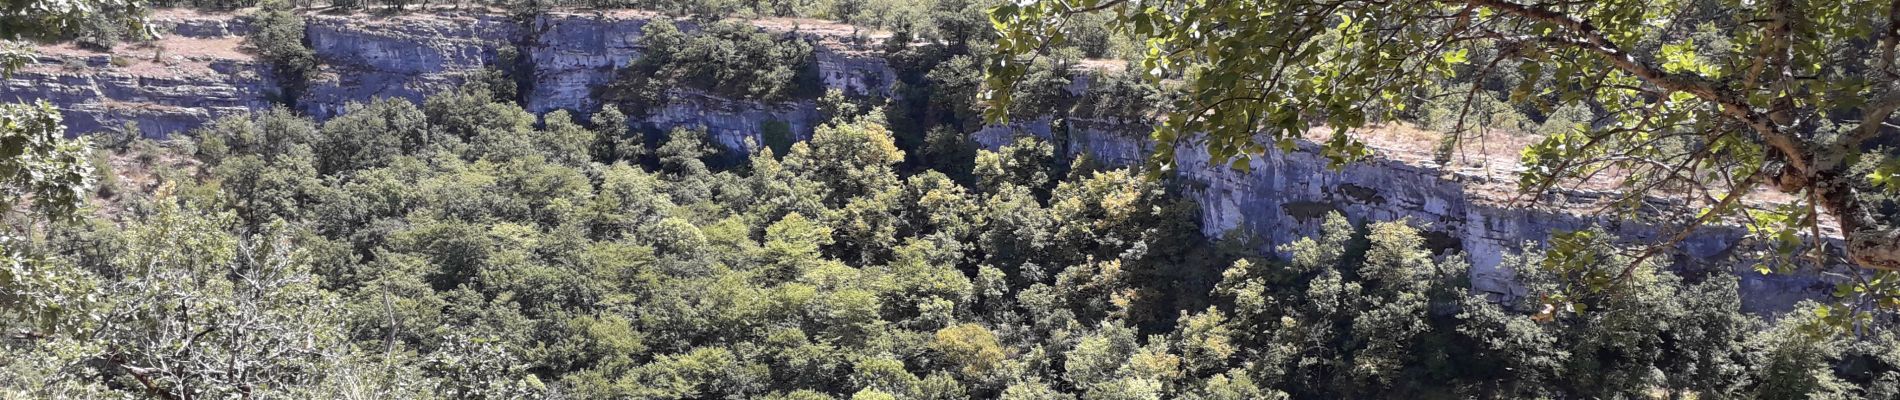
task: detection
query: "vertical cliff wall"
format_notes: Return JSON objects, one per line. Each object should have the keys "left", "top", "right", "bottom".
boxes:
{"left": 961, "top": 111, "right": 1832, "bottom": 313}
{"left": 295, "top": 11, "right": 895, "bottom": 145}
{"left": 301, "top": 13, "right": 520, "bottom": 118}
{"left": 523, "top": 13, "right": 648, "bottom": 115}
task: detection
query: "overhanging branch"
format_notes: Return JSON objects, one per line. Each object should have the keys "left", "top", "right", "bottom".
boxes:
{"left": 1457, "top": 0, "right": 1900, "bottom": 271}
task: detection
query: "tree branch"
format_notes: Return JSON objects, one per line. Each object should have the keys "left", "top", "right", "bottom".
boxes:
{"left": 1879, "top": 0, "right": 1900, "bottom": 76}
{"left": 1458, "top": 0, "right": 1812, "bottom": 174}
{"left": 1614, "top": 167, "right": 1766, "bottom": 284}
{"left": 1459, "top": 0, "right": 1900, "bottom": 271}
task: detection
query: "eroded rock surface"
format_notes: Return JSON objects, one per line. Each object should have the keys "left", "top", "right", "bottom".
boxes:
{"left": 0, "top": 13, "right": 270, "bottom": 138}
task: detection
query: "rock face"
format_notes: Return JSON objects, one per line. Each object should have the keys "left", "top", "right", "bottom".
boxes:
{"left": 300, "top": 11, "right": 894, "bottom": 146}
{"left": 1167, "top": 138, "right": 1831, "bottom": 313}
{"left": 0, "top": 11, "right": 894, "bottom": 140}
{"left": 523, "top": 14, "right": 649, "bottom": 115}
{"left": 0, "top": 10, "right": 1832, "bottom": 313}
{"left": 646, "top": 90, "right": 819, "bottom": 151}
{"left": 0, "top": 13, "right": 271, "bottom": 138}
{"left": 0, "top": 61, "right": 270, "bottom": 138}
{"left": 968, "top": 115, "right": 1832, "bottom": 313}
{"left": 302, "top": 13, "right": 520, "bottom": 118}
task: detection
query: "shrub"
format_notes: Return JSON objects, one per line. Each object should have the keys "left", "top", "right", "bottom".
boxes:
{"left": 602, "top": 20, "right": 821, "bottom": 115}
{"left": 760, "top": 120, "right": 795, "bottom": 156}
{"left": 1072, "top": 68, "right": 1159, "bottom": 121}
{"left": 88, "top": 149, "right": 119, "bottom": 199}
{"left": 246, "top": 0, "right": 317, "bottom": 106}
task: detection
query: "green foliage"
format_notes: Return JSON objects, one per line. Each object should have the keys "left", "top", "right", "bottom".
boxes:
{"left": 481, "top": 45, "right": 526, "bottom": 103}
{"left": 931, "top": 323, "right": 1006, "bottom": 377}
{"left": 604, "top": 19, "right": 822, "bottom": 115}
{"left": 1072, "top": 68, "right": 1159, "bottom": 121}
{"left": 0, "top": 42, "right": 31, "bottom": 76}
{"left": 1, "top": 0, "right": 150, "bottom": 45}
{"left": 1873, "top": 156, "right": 1900, "bottom": 194}
{"left": 10, "top": 73, "right": 1900, "bottom": 398}
{"left": 0, "top": 101, "right": 95, "bottom": 221}
{"left": 246, "top": 0, "right": 317, "bottom": 105}
{"left": 317, "top": 98, "right": 422, "bottom": 176}
{"left": 786, "top": 118, "right": 905, "bottom": 206}
{"left": 762, "top": 120, "right": 797, "bottom": 156}
{"left": 537, "top": 110, "right": 596, "bottom": 166}
{"left": 974, "top": 135, "right": 1055, "bottom": 194}
{"left": 589, "top": 105, "right": 644, "bottom": 164}
{"left": 920, "top": 54, "right": 984, "bottom": 130}
{"left": 424, "top": 84, "right": 539, "bottom": 160}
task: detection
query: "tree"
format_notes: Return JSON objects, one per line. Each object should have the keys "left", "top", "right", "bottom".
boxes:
{"left": 0, "top": 0, "right": 139, "bottom": 226}
{"left": 786, "top": 119, "right": 907, "bottom": 207}
{"left": 603, "top": 19, "right": 822, "bottom": 115}
{"left": 655, "top": 127, "right": 718, "bottom": 204}
{"left": 246, "top": 0, "right": 316, "bottom": 105}
{"left": 1, "top": 0, "right": 149, "bottom": 43}
{"left": 590, "top": 105, "right": 643, "bottom": 163}
{"left": 20, "top": 80, "right": 1900, "bottom": 398}
{"left": 2, "top": 4, "right": 138, "bottom": 395}
{"left": 0, "top": 102, "right": 94, "bottom": 222}
{"left": 985, "top": 0, "right": 1900, "bottom": 274}
{"left": 316, "top": 98, "right": 423, "bottom": 176}
{"left": 588, "top": 163, "right": 677, "bottom": 240}
{"left": 1197, "top": 213, "right": 1473, "bottom": 397}
{"left": 95, "top": 203, "right": 349, "bottom": 399}
{"left": 535, "top": 110, "right": 595, "bottom": 167}
{"left": 974, "top": 136, "right": 1056, "bottom": 194}
{"left": 195, "top": 107, "right": 324, "bottom": 227}
{"left": 423, "top": 84, "right": 536, "bottom": 160}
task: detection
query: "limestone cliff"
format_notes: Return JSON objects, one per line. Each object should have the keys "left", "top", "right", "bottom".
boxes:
{"left": 301, "top": 12, "right": 520, "bottom": 118}
{"left": 0, "top": 12, "right": 270, "bottom": 138}
{"left": 0, "top": 10, "right": 893, "bottom": 140}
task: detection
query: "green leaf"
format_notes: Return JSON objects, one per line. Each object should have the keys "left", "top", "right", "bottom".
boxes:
{"left": 1440, "top": 48, "right": 1468, "bottom": 66}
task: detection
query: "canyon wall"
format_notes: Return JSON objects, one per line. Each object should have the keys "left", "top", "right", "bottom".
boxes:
{"left": 0, "top": 11, "right": 894, "bottom": 139}
{"left": 301, "top": 13, "right": 520, "bottom": 118}
{"left": 0, "top": 13, "right": 271, "bottom": 138}
{"left": 0, "top": 10, "right": 1832, "bottom": 313}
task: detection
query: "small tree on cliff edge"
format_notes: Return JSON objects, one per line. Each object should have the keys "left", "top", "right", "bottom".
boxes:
{"left": 984, "top": 1, "right": 1900, "bottom": 290}
{"left": 247, "top": 0, "right": 316, "bottom": 107}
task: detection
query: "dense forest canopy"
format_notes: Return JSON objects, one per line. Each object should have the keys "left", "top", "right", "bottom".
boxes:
{"left": 3, "top": 0, "right": 1900, "bottom": 398}
{"left": 6, "top": 79, "right": 1898, "bottom": 398}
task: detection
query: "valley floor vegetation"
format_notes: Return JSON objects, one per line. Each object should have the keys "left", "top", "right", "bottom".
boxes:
{"left": 4, "top": 79, "right": 1900, "bottom": 398}
{"left": 5, "top": 0, "right": 1900, "bottom": 398}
